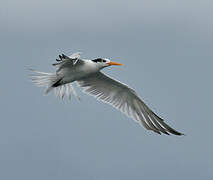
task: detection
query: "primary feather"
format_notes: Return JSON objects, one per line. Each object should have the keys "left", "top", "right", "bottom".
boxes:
{"left": 77, "top": 72, "right": 183, "bottom": 135}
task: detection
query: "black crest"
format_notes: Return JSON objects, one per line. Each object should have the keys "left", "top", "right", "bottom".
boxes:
{"left": 92, "top": 58, "right": 106, "bottom": 63}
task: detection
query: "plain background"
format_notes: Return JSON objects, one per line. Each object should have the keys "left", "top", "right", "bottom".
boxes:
{"left": 1, "top": 0, "right": 213, "bottom": 179}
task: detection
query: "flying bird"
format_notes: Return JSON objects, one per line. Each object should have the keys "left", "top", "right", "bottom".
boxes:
{"left": 31, "top": 52, "right": 183, "bottom": 135}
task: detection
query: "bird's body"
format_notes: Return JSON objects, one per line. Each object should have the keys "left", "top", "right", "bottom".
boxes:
{"left": 55, "top": 60, "right": 93, "bottom": 84}
{"left": 31, "top": 52, "right": 183, "bottom": 136}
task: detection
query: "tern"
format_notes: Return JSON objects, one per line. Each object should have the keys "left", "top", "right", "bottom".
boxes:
{"left": 31, "top": 52, "right": 183, "bottom": 135}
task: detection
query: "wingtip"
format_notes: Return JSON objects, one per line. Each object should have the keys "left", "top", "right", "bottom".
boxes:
{"left": 179, "top": 132, "right": 185, "bottom": 136}
{"left": 171, "top": 131, "right": 184, "bottom": 136}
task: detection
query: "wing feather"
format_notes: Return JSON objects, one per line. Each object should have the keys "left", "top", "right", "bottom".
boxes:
{"left": 52, "top": 53, "right": 83, "bottom": 73}
{"left": 77, "top": 72, "right": 183, "bottom": 135}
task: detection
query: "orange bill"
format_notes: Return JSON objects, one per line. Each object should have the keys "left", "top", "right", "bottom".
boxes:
{"left": 108, "top": 61, "right": 123, "bottom": 66}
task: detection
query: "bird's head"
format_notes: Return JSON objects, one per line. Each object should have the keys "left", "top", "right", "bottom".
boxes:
{"left": 92, "top": 58, "right": 123, "bottom": 69}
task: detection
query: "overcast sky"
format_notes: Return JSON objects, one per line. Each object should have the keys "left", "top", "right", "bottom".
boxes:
{"left": 1, "top": 0, "right": 213, "bottom": 179}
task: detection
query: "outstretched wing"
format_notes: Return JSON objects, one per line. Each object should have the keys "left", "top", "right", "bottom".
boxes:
{"left": 77, "top": 72, "right": 183, "bottom": 135}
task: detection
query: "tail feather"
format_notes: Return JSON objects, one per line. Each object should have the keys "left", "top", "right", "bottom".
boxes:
{"left": 30, "top": 69, "right": 61, "bottom": 94}
{"left": 30, "top": 69, "right": 80, "bottom": 99}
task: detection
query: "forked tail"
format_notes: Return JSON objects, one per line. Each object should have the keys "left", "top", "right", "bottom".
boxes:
{"left": 30, "top": 69, "right": 61, "bottom": 94}
{"left": 29, "top": 69, "right": 80, "bottom": 99}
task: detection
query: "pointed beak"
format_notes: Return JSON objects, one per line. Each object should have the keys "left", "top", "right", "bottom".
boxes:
{"left": 108, "top": 61, "right": 123, "bottom": 66}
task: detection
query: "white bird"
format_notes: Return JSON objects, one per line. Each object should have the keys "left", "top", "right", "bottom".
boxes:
{"left": 31, "top": 52, "right": 183, "bottom": 135}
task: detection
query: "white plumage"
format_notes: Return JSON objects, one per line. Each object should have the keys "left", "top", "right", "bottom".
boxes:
{"left": 30, "top": 52, "right": 183, "bottom": 135}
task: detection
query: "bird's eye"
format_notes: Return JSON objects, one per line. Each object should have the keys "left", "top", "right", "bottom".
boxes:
{"left": 102, "top": 60, "right": 106, "bottom": 63}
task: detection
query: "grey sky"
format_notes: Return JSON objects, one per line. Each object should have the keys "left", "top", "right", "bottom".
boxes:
{"left": 1, "top": 0, "right": 213, "bottom": 179}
